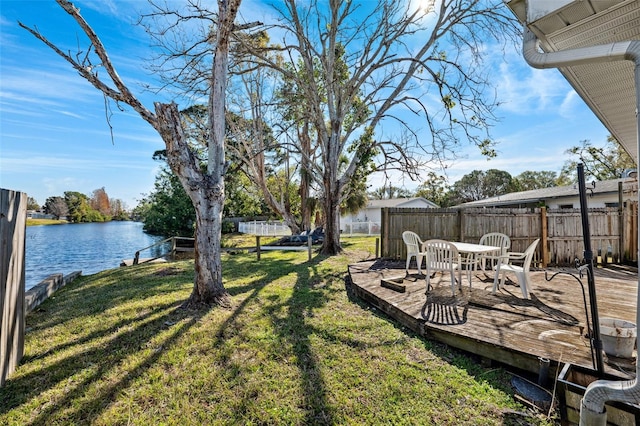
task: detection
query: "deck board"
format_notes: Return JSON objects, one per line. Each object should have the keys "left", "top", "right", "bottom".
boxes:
{"left": 348, "top": 260, "right": 638, "bottom": 380}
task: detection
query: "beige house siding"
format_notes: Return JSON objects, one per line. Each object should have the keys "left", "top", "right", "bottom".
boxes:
{"left": 340, "top": 197, "right": 437, "bottom": 230}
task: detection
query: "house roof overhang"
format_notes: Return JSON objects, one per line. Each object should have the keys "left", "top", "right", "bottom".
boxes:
{"left": 505, "top": 0, "right": 640, "bottom": 162}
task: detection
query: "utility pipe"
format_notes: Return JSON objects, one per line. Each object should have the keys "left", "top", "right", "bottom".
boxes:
{"left": 576, "top": 162, "right": 604, "bottom": 377}
{"left": 521, "top": 28, "right": 640, "bottom": 426}
{"left": 523, "top": 29, "right": 638, "bottom": 68}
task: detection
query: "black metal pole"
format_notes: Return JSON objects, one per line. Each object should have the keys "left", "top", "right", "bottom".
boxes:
{"left": 577, "top": 163, "right": 604, "bottom": 376}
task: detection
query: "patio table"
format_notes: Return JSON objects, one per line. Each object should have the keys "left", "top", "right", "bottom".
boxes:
{"left": 449, "top": 242, "right": 501, "bottom": 286}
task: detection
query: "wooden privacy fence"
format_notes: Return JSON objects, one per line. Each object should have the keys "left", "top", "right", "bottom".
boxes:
{"left": 381, "top": 205, "right": 638, "bottom": 267}
{"left": 1, "top": 188, "right": 26, "bottom": 387}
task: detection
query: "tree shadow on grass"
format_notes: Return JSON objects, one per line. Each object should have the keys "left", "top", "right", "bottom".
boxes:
{"left": 20, "top": 300, "right": 182, "bottom": 364}
{"left": 209, "top": 256, "right": 340, "bottom": 424}
{"left": 0, "top": 263, "right": 201, "bottom": 423}
{"left": 24, "top": 264, "right": 193, "bottom": 333}
{"left": 149, "top": 251, "right": 336, "bottom": 424}
{"left": 270, "top": 255, "right": 339, "bottom": 424}
{"left": 3, "top": 250, "right": 363, "bottom": 424}
{"left": 0, "top": 303, "right": 201, "bottom": 424}
{"left": 205, "top": 251, "right": 342, "bottom": 424}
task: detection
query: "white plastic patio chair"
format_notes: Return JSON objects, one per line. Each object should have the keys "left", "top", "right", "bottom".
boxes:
{"left": 402, "top": 231, "right": 427, "bottom": 274}
{"left": 493, "top": 239, "right": 540, "bottom": 299}
{"left": 477, "top": 232, "right": 511, "bottom": 272}
{"left": 423, "top": 239, "right": 461, "bottom": 296}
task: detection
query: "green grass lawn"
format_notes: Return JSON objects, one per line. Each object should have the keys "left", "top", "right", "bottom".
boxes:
{"left": 26, "top": 218, "right": 68, "bottom": 226}
{"left": 1, "top": 236, "right": 557, "bottom": 425}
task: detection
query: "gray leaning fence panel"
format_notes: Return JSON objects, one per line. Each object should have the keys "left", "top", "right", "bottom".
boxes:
{"left": 0, "top": 188, "right": 27, "bottom": 387}
{"left": 546, "top": 208, "right": 621, "bottom": 265}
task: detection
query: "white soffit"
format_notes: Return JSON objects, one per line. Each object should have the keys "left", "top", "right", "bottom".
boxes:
{"left": 526, "top": 0, "right": 574, "bottom": 23}
{"left": 506, "top": 0, "right": 640, "bottom": 163}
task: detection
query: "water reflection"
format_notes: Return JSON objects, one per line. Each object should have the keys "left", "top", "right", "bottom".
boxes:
{"left": 25, "top": 222, "right": 166, "bottom": 290}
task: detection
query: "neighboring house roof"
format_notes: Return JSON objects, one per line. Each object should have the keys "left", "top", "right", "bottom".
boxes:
{"left": 505, "top": 0, "right": 640, "bottom": 162}
{"left": 366, "top": 197, "right": 439, "bottom": 209}
{"left": 458, "top": 178, "right": 636, "bottom": 208}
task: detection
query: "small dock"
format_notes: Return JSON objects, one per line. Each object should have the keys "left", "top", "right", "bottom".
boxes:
{"left": 120, "top": 236, "right": 195, "bottom": 267}
{"left": 348, "top": 260, "right": 638, "bottom": 380}
{"left": 120, "top": 258, "right": 168, "bottom": 267}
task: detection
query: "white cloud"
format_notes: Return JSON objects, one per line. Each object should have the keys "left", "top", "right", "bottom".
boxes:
{"left": 74, "top": 0, "right": 137, "bottom": 20}
{"left": 559, "top": 90, "right": 581, "bottom": 118}
{"left": 484, "top": 42, "right": 573, "bottom": 118}
{"left": 495, "top": 63, "right": 568, "bottom": 115}
{"left": 0, "top": 154, "right": 155, "bottom": 173}
{"left": 1, "top": 64, "right": 98, "bottom": 107}
{"left": 42, "top": 177, "right": 86, "bottom": 197}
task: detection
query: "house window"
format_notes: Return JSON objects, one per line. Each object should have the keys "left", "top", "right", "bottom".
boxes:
{"left": 559, "top": 204, "right": 573, "bottom": 209}
{"left": 605, "top": 202, "right": 619, "bottom": 208}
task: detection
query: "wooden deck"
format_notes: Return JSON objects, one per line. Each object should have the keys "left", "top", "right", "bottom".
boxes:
{"left": 348, "top": 260, "right": 638, "bottom": 381}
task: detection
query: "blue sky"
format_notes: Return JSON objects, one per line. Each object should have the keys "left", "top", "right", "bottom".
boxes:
{"left": 0, "top": 1, "right": 611, "bottom": 208}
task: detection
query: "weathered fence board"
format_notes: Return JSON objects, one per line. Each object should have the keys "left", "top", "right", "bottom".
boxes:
{"left": 25, "top": 271, "right": 82, "bottom": 314}
{"left": 381, "top": 205, "right": 637, "bottom": 267}
{"left": 1, "top": 188, "right": 26, "bottom": 387}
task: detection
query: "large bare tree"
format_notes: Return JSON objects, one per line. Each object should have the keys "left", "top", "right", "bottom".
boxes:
{"left": 225, "top": 51, "right": 318, "bottom": 235}
{"left": 225, "top": 65, "right": 306, "bottom": 234}
{"left": 242, "top": 0, "right": 518, "bottom": 254}
{"left": 20, "top": 0, "right": 242, "bottom": 308}
{"left": 226, "top": 38, "right": 369, "bottom": 236}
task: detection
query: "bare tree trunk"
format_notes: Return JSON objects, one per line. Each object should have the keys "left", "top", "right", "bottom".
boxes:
{"left": 299, "top": 124, "right": 312, "bottom": 232}
{"left": 321, "top": 180, "right": 342, "bottom": 255}
{"left": 20, "top": 0, "right": 244, "bottom": 309}
{"left": 190, "top": 182, "right": 229, "bottom": 308}
{"left": 242, "top": 137, "right": 302, "bottom": 235}
{"left": 320, "top": 131, "right": 343, "bottom": 255}
{"left": 156, "top": 102, "right": 229, "bottom": 308}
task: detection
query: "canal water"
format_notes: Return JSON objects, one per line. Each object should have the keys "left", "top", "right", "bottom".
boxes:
{"left": 25, "top": 221, "right": 166, "bottom": 291}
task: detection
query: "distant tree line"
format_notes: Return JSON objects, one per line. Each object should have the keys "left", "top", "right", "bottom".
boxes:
{"left": 401, "top": 169, "right": 564, "bottom": 207}
{"left": 378, "top": 136, "right": 634, "bottom": 207}
{"left": 41, "top": 188, "right": 129, "bottom": 222}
